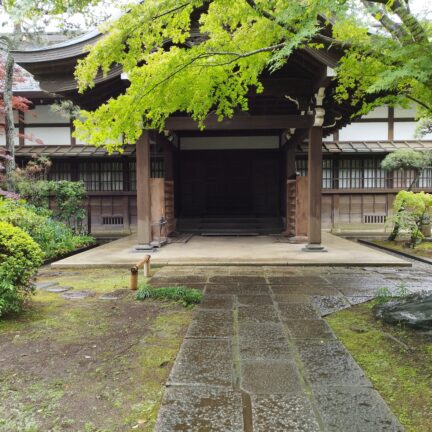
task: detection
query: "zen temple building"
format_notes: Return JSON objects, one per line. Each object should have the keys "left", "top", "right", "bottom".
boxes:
{"left": 6, "top": 28, "right": 432, "bottom": 250}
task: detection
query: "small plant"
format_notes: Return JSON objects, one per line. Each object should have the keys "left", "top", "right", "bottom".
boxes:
{"left": 136, "top": 284, "right": 203, "bottom": 307}
{"left": 376, "top": 284, "right": 410, "bottom": 304}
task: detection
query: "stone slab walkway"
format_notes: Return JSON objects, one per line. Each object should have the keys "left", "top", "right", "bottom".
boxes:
{"left": 152, "top": 266, "right": 412, "bottom": 432}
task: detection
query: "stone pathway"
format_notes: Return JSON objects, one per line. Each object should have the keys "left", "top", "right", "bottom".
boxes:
{"left": 150, "top": 265, "right": 426, "bottom": 432}
{"left": 35, "top": 279, "right": 126, "bottom": 300}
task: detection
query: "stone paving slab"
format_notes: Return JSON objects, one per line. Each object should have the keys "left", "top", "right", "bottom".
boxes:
{"left": 199, "top": 294, "right": 235, "bottom": 310}
{"left": 297, "top": 341, "right": 372, "bottom": 387}
{"left": 270, "top": 284, "right": 341, "bottom": 296}
{"left": 155, "top": 265, "right": 407, "bottom": 431}
{"left": 240, "top": 360, "right": 302, "bottom": 394}
{"left": 310, "top": 295, "right": 351, "bottom": 316}
{"left": 35, "top": 281, "right": 59, "bottom": 290}
{"left": 44, "top": 285, "right": 73, "bottom": 293}
{"left": 186, "top": 310, "right": 233, "bottom": 339}
{"left": 284, "top": 319, "right": 336, "bottom": 340}
{"left": 313, "top": 386, "right": 404, "bottom": 431}
{"left": 154, "top": 387, "right": 244, "bottom": 432}
{"left": 278, "top": 303, "right": 321, "bottom": 320}
{"left": 168, "top": 338, "right": 233, "bottom": 387}
{"left": 238, "top": 305, "right": 280, "bottom": 324}
{"left": 205, "top": 283, "right": 271, "bottom": 295}
{"left": 239, "top": 322, "right": 292, "bottom": 361}
{"left": 251, "top": 394, "right": 321, "bottom": 432}
{"left": 61, "top": 290, "right": 95, "bottom": 299}
{"left": 237, "top": 295, "right": 274, "bottom": 306}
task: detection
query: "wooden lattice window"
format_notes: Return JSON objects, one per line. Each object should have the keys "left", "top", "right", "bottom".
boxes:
{"left": 79, "top": 160, "right": 123, "bottom": 191}
{"left": 48, "top": 160, "right": 72, "bottom": 181}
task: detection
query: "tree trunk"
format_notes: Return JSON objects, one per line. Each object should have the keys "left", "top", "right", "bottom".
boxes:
{"left": 2, "top": 38, "right": 16, "bottom": 191}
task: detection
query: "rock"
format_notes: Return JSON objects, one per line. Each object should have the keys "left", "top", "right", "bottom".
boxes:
{"left": 36, "top": 281, "right": 59, "bottom": 290}
{"left": 61, "top": 290, "right": 95, "bottom": 300}
{"left": 45, "top": 286, "right": 73, "bottom": 293}
{"left": 373, "top": 292, "right": 432, "bottom": 330}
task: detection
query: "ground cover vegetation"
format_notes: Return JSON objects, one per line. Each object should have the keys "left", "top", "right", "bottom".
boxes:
{"left": 0, "top": 267, "right": 193, "bottom": 431}
{"left": 327, "top": 301, "right": 432, "bottom": 432}
{"left": 137, "top": 283, "right": 203, "bottom": 307}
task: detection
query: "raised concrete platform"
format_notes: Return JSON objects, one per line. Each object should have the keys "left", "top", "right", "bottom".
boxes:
{"left": 51, "top": 232, "right": 410, "bottom": 268}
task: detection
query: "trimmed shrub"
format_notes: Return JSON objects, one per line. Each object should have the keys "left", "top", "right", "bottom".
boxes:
{"left": 0, "top": 198, "right": 95, "bottom": 260}
{"left": 0, "top": 222, "right": 44, "bottom": 317}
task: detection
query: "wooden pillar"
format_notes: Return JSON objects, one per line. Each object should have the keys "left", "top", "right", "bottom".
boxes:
{"left": 286, "top": 143, "right": 296, "bottom": 180}
{"left": 136, "top": 131, "right": 152, "bottom": 246}
{"left": 303, "top": 126, "right": 326, "bottom": 251}
{"left": 164, "top": 140, "right": 174, "bottom": 181}
{"left": 284, "top": 142, "right": 297, "bottom": 233}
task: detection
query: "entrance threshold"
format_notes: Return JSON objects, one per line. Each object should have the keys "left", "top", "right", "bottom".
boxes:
{"left": 201, "top": 232, "right": 260, "bottom": 237}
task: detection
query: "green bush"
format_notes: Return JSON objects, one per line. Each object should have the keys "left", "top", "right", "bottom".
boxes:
{"left": 0, "top": 222, "right": 44, "bottom": 317}
{"left": 16, "top": 179, "right": 88, "bottom": 233}
{"left": 0, "top": 198, "right": 95, "bottom": 260}
{"left": 136, "top": 284, "right": 203, "bottom": 307}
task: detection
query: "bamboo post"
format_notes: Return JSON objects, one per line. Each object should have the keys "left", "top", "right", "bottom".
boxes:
{"left": 130, "top": 255, "right": 152, "bottom": 290}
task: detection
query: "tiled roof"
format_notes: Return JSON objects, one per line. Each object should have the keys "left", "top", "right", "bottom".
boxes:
{"left": 10, "top": 140, "right": 432, "bottom": 157}
{"left": 14, "top": 145, "right": 136, "bottom": 157}
{"left": 298, "top": 140, "right": 432, "bottom": 153}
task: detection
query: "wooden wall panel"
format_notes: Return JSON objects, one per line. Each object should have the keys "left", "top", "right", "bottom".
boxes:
{"left": 295, "top": 176, "right": 308, "bottom": 236}
{"left": 321, "top": 195, "right": 333, "bottom": 228}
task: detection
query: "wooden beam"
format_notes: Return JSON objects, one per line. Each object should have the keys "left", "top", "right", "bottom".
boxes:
{"left": 304, "top": 126, "right": 325, "bottom": 251}
{"left": 136, "top": 131, "right": 152, "bottom": 245}
{"left": 165, "top": 114, "right": 313, "bottom": 131}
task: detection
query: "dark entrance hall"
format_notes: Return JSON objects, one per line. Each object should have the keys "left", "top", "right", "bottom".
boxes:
{"left": 176, "top": 148, "right": 283, "bottom": 234}
{"left": 178, "top": 149, "right": 281, "bottom": 218}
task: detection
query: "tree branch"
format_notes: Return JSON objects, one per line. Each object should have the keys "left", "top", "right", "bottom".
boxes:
{"left": 369, "top": 0, "right": 428, "bottom": 43}
{"left": 243, "top": 0, "right": 352, "bottom": 49}
{"left": 403, "top": 94, "right": 432, "bottom": 114}
{"left": 361, "top": 0, "right": 408, "bottom": 42}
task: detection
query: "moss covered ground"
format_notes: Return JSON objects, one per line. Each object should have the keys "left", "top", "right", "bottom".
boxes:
{"left": 0, "top": 267, "right": 193, "bottom": 432}
{"left": 326, "top": 302, "right": 432, "bottom": 432}
{"left": 373, "top": 239, "right": 432, "bottom": 259}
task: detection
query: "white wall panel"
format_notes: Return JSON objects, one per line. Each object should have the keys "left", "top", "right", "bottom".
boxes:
{"left": 25, "top": 127, "right": 70, "bottom": 145}
{"left": 24, "top": 105, "right": 69, "bottom": 124}
{"left": 181, "top": 136, "right": 279, "bottom": 150}
{"left": 393, "top": 122, "right": 432, "bottom": 140}
{"left": 0, "top": 133, "right": 19, "bottom": 146}
{"left": 394, "top": 107, "right": 416, "bottom": 118}
{"left": 339, "top": 122, "right": 388, "bottom": 141}
{"left": 361, "top": 106, "right": 388, "bottom": 119}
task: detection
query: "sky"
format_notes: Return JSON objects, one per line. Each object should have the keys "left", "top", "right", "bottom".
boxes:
{"left": 0, "top": 0, "right": 430, "bottom": 38}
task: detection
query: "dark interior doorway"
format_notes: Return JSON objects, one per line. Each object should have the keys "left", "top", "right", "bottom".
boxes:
{"left": 178, "top": 149, "right": 281, "bottom": 218}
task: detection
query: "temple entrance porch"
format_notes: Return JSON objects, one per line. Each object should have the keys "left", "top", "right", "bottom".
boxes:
{"left": 50, "top": 232, "right": 408, "bottom": 268}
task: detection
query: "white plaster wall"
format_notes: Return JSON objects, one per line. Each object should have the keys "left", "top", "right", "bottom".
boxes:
{"left": 394, "top": 122, "right": 432, "bottom": 140}
{"left": 394, "top": 107, "right": 416, "bottom": 118}
{"left": 24, "top": 105, "right": 69, "bottom": 124}
{"left": 0, "top": 133, "right": 19, "bottom": 146}
{"left": 181, "top": 136, "right": 279, "bottom": 150}
{"left": 25, "top": 127, "right": 71, "bottom": 145}
{"left": 361, "top": 106, "right": 388, "bottom": 119}
{"left": 338, "top": 122, "right": 388, "bottom": 141}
